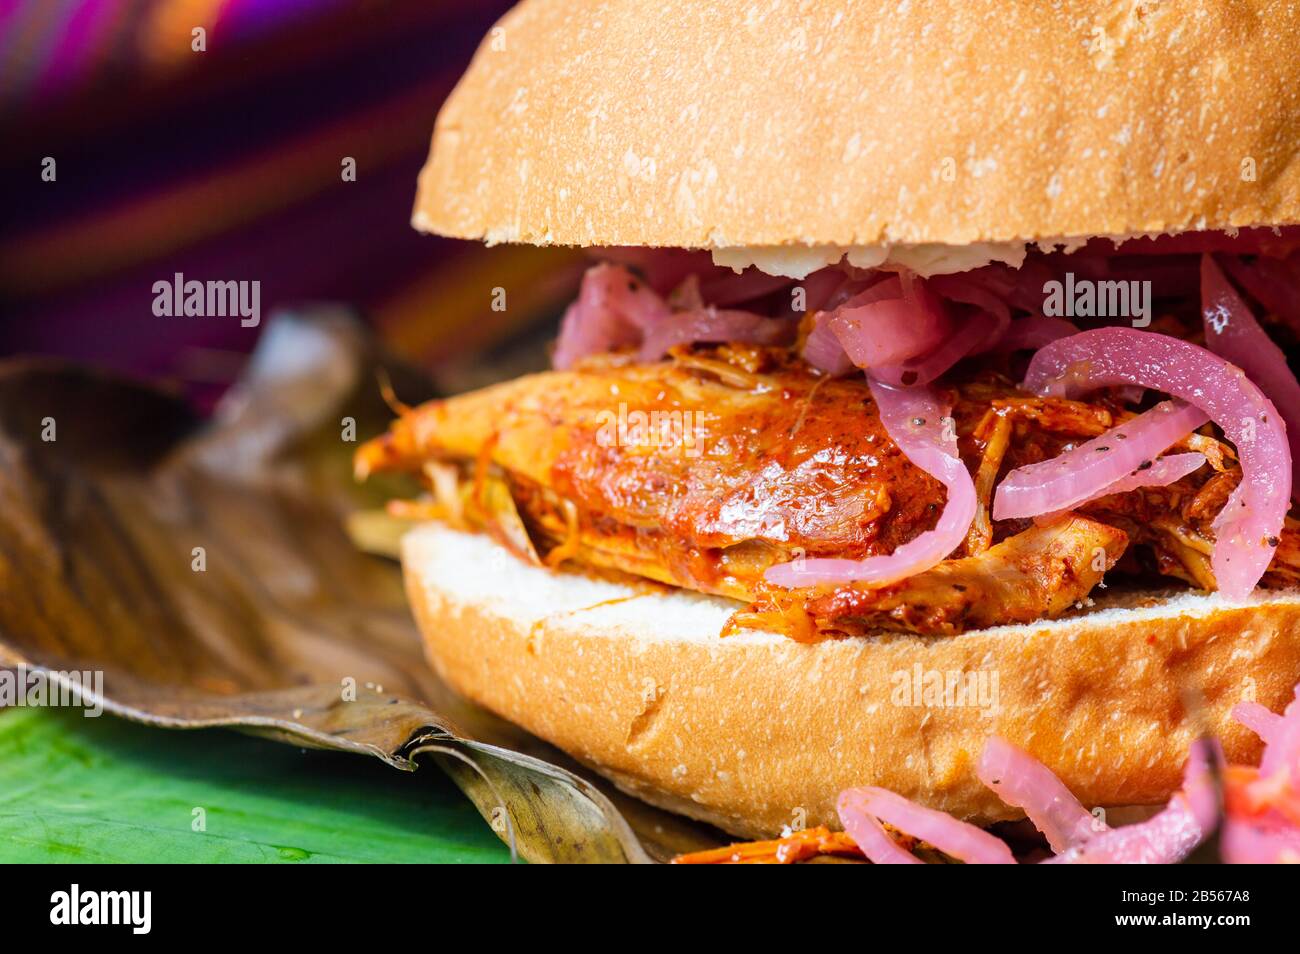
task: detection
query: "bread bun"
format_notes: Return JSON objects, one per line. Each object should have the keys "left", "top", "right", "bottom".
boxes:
{"left": 402, "top": 522, "right": 1300, "bottom": 839}
{"left": 414, "top": 0, "right": 1300, "bottom": 253}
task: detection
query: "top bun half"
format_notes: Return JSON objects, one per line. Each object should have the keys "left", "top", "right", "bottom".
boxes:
{"left": 414, "top": 0, "right": 1300, "bottom": 254}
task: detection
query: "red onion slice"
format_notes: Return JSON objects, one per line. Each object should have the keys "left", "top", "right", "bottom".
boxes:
{"left": 836, "top": 787, "right": 1016, "bottom": 864}
{"left": 826, "top": 277, "right": 950, "bottom": 369}
{"left": 1220, "top": 252, "right": 1300, "bottom": 337}
{"left": 992, "top": 314, "right": 1079, "bottom": 353}
{"left": 1224, "top": 687, "right": 1300, "bottom": 862}
{"left": 1045, "top": 741, "right": 1217, "bottom": 864}
{"left": 553, "top": 263, "right": 671, "bottom": 369}
{"left": 1251, "top": 686, "right": 1300, "bottom": 781}
{"left": 927, "top": 273, "right": 1012, "bottom": 322}
{"left": 1231, "top": 701, "right": 1284, "bottom": 745}
{"left": 870, "top": 310, "right": 1001, "bottom": 388}
{"left": 927, "top": 274, "right": 1012, "bottom": 356}
{"left": 555, "top": 263, "right": 792, "bottom": 368}
{"left": 963, "top": 259, "right": 1059, "bottom": 314}
{"left": 698, "top": 269, "right": 795, "bottom": 307}
{"left": 822, "top": 275, "right": 882, "bottom": 311}
{"left": 802, "top": 313, "right": 856, "bottom": 376}
{"left": 1222, "top": 821, "right": 1300, "bottom": 864}
{"left": 1201, "top": 253, "right": 1300, "bottom": 498}
{"left": 1023, "top": 328, "right": 1290, "bottom": 600}
{"left": 593, "top": 247, "right": 716, "bottom": 294}
{"left": 797, "top": 267, "right": 854, "bottom": 314}
{"left": 836, "top": 790, "right": 924, "bottom": 864}
{"left": 992, "top": 400, "right": 1209, "bottom": 521}
{"left": 1033, "top": 452, "right": 1207, "bottom": 525}
{"left": 1061, "top": 252, "right": 1200, "bottom": 301}
{"left": 800, "top": 275, "right": 889, "bottom": 373}
{"left": 836, "top": 737, "right": 1219, "bottom": 864}
{"left": 764, "top": 381, "right": 977, "bottom": 587}
{"left": 976, "top": 738, "right": 1098, "bottom": 853}
{"left": 802, "top": 271, "right": 1032, "bottom": 375}
{"left": 637, "top": 308, "right": 792, "bottom": 362}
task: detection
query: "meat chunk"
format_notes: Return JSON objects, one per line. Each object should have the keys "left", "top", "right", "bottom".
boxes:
{"left": 793, "top": 515, "right": 1128, "bottom": 636}
{"left": 356, "top": 348, "right": 1299, "bottom": 636}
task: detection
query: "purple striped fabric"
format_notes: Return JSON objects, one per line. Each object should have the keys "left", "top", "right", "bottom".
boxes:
{"left": 0, "top": 0, "right": 579, "bottom": 405}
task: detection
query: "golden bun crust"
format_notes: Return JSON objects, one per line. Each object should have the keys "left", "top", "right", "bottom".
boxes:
{"left": 414, "top": 0, "right": 1300, "bottom": 252}
{"left": 403, "top": 523, "right": 1300, "bottom": 840}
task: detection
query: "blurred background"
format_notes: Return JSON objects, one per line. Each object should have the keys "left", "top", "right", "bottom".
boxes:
{"left": 0, "top": 0, "right": 586, "bottom": 406}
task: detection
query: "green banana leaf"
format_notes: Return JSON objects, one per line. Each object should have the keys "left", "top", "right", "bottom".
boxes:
{"left": 0, "top": 706, "right": 510, "bottom": 863}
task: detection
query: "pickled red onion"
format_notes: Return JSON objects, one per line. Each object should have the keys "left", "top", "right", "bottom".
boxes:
{"left": 1220, "top": 252, "right": 1300, "bottom": 336}
{"left": 1023, "top": 328, "right": 1290, "bottom": 600}
{"left": 928, "top": 273, "right": 1011, "bottom": 322}
{"left": 802, "top": 313, "right": 855, "bottom": 376}
{"left": 1201, "top": 253, "right": 1300, "bottom": 498}
{"left": 1221, "top": 822, "right": 1300, "bottom": 863}
{"left": 992, "top": 400, "right": 1209, "bottom": 521}
{"left": 870, "top": 309, "right": 1001, "bottom": 387}
{"left": 802, "top": 276, "right": 908, "bottom": 374}
{"left": 803, "top": 271, "right": 1038, "bottom": 375}
{"left": 835, "top": 737, "right": 1218, "bottom": 864}
{"left": 836, "top": 787, "right": 1016, "bottom": 864}
{"left": 1231, "top": 700, "right": 1284, "bottom": 745}
{"left": 832, "top": 687, "right": 1300, "bottom": 865}
{"left": 553, "top": 264, "right": 670, "bottom": 369}
{"left": 593, "top": 247, "right": 714, "bottom": 294}
{"left": 835, "top": 790, "right": 923, "bottom": 865}
{"left": 976, "top": 738, "right": 1098, "bottom": 853}
{"left": 554, "top": 263, "right": 792, "bottom": 368}
{"left": 1250, "top": 686, "right": 1300, "bottom": 781}
{"left": 797, "top": 267, "right": 854, "bottom": 314}
{"left": 1032, "top": 452, "right": 1207, "bottom": 525}
{"left": 698, "top": 269, "right": 794, "bottom": 307}
{"left": 1223, "top": 687, "right": 1300, "bottom": 863}
{"left": 763, "top": 381, "right": 977, "bottom": 587}
{"left": 926, "top": 273, "right": 1011, "bottom": 355}
{"left": 637, "top": 308, "right": 792, "bottom": 362}
{"left": 820, "top": 274, "right": 881, "bottom": 311}
{"left": 1045, "top": 741, "right": 1218, "bottom": 864}
{"left": 962, "top": 259, "right": 1058, "bottom": 314}
{"left": 825, "top": 277, "right": 950, "bottom": 370}
{"left": 992, "top": 314, "right": 1079, "bottom": 353}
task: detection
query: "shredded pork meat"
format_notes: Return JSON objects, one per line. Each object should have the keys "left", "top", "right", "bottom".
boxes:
{"left": 356, "top": 346, "right": 1300, "bottom": 638}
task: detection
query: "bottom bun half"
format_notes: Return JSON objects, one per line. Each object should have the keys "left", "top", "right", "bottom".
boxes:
{"left": 401, "top": 523, "right": 1300, "bottom": 840}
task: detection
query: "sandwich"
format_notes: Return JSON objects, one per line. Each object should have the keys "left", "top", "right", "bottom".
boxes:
{"left": 356, "top": 0, "right": 1300, "bottom": 857}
